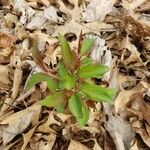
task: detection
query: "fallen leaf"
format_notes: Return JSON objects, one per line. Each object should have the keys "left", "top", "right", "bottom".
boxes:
{"left": 21, "top": 126, "right": 37, "bottom": 150}
{"left": 115, "top": 82, "right": 148, "bottom": 114}
{"left": 0, "top": 104, "right": 41, "bottom": 145}
{"left": 0, "top": 33, "right": 16, "bottom": 49}
{"left": 82, "top": 0, "right": 117, "bottom": 22}
{"left": 126, "top": 93, "right": 150, "bottom": 125}
{"left": 2, "top": 111, "right": 33, "bottom": 145}
{"left": 37, "top": 112, "right": 60, "bottom": 133}
{"left": 38, "top": 133, "right": 56, "bottom": 150}
{"left": 0, "top": 65, "right": 11, "bottom": 85}
{"left": 68, "top": 140, "right": 90, "bottom": 150}
{"left": 13, "top": 0, "right": 35, "bottom": 25}
{"left": 11, "top": 68, "right": 23, "bottom": 100}
{"left": 105, "top": 115, "right": 135, "bottom": 150}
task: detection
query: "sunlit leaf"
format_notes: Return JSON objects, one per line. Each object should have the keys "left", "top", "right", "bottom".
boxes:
{"left": 77, "top": 104, "right": 89, "bottom": 127}
{"left": 81, "top": 57, "right": 92, "bottom": 66}
{"left": 79, "top": 83, "right": 116, "bottom": 103}
{"left": 69, "top": 94, "right": 82, "bottom": 118}
{"left": 40, "top": 95, "right": 56, "bottom": 107}
{"left": 26, "top": 72, "right": 57, "bottom": 91}
{"left": 40, "top": 92, "right": 66, "bottom": 113}
{"left": 63, "top": 76, "right": 76, "bottom": 90}
{"left": 58, "top": 62, "right": 76, "bottom": 90}
{"left": 80, "top": 38, "right": 95, "bottom": 55}
{"left": 58, "top": 33, "right": 76, "bottom": 71}
{"left": 57, "top": 62, "right": 70, "bottom": 78}
{"left": 78, "top": 64, "right": 109, "bottom": 79}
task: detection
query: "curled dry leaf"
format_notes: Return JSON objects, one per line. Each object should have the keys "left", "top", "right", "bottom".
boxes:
{"left": 126, "top": 93, "right": 150, "bottom": 125}
{"left": 115, "top": 82, "right": 148, "bottom": 114}
{"left": 121, "top": 36, "right": 142, "bottom": 66}
{"left": 0, "top": 33, "right": 16, "bottom": 62}
{"left": 131, "top": 120, "right": 150, "bottom": 147}
{"left": 0, "top": 33, "right": 16, "bottom": 49}
{"left": 11, "top": 68, "right": 23, "bottom": 100}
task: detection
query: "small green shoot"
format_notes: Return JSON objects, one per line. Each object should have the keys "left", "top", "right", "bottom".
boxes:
{"left": 26, "top": 33, "right": 116, "bottom": 127}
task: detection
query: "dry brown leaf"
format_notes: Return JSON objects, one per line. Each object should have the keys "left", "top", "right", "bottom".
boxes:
{"left": 123, "top": 16, "right": 150, "bottom": 39}
{"left": 2, "top": 112, "right": 33, "bottom": 145}
{"left": 126, "top": 93, "right": 150, "bottom": 125}
{"left": 82, "top": 0, "right": 117, "bottom": 22}
{"left": 115, "top": 82, "right": 148, "bottom": 114}
{"left": 21, "top": 126, "right": 37, "bottom": 150}
{"left": 27, "top": 0, "right": 51, "bottom": 7}
{"left": 0, "top": 33, "right": 16, "bottom": 63}
{"left": 37, "top": 112, "right": 60, "bottom": 133}
{"left": 122, "top": 0, "right": 148, "bottom": 14}
{"left": 133, "top": 123, "right": 150, "bottom": 147}
{"left": 121, "top": 36, "right": 142, "bottom": 66}
{"left": 68, "top": 140, "right": 90, "bottom": 150}
{"left": 0, "top": 103, "right": 41, "bottom": 145}
{"left": 0, "top": 98, "right": 13, "bottom": 115}
{"left": 11, "top": 68, "right": 23, "bottom": 100}
{"left": 105, "top": 115, "right": 135, "bottom": 150}
{"left": 0, "top": 65, "right": 11, "bottom": 85}
{"left": 0, "top": 33, "right": 16, "bottom": 49}
{"left": 4, "top": 13, "right": 18, "bottom": 28}
{"left": 13, "top": 0, "right": 35, "bottom": 25}
{"left": 38, "top": 133, "right": 56, "bottom": 150}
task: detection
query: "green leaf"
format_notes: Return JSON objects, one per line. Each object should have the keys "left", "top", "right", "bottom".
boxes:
{"left": 77, "top": 104, "right": 89, "bottom": 127}
{"left": 80, "top": 38, "right": 95, "bottom": 55}
{"left": 63, "top": 76, "right": 76, "bottom": 90}
{"left": 26, "top": 72, "right": 57, "bottom": 91}
{"left": 57, "top": 62, "right": 70, "bottom": 78}
{"left": 58, "top": 62, "right": 76, "bottom": 90}
{"left": 58, "top": 33, "right": 76, "bottom": 71}
{"left": 40, "top": 92, "right": 66, "bottom": 113}
{"left": 40, "top": 95, "right": 56, "bottom": 107}
{"left": 81, "top": 57, "right": 92, "bottom": 66}
{"left": 56, "top": 104, "right": 65, "bottom": 113}
{"left": 78, "top": 64, "right": 109, "bottom": 79}
{"left": 69, "top": 94, "right": 82, "bottom": 118}
{"left": 79, "top": 83, "right": 116, "bottom": 103}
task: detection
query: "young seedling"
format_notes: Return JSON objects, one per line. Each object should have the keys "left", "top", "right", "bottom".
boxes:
{"left": 26, "top": 33, "right": 116, "bottom": 127}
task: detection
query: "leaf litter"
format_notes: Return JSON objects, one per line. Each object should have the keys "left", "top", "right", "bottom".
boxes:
{"left": 0, "top": 0, "right": 150, "bottom": 149}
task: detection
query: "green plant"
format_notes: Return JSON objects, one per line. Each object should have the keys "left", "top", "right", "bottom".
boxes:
{"left": 26, "top": 33, "right": 116, "bottom": 127}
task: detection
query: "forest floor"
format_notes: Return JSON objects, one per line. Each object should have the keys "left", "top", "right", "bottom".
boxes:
{"left": 0, "top": 0, "right": 150, "bottom": 149}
